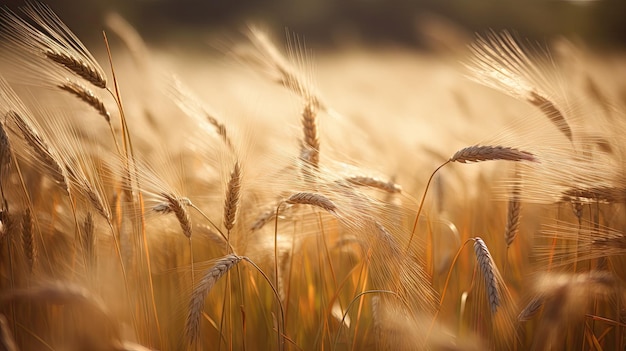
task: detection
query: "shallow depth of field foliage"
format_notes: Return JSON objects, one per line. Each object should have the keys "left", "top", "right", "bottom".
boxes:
{"left": 1, "top": 2, "right": 626, "bottom": 351}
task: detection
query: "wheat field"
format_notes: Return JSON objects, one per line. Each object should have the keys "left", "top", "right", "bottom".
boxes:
{"left": 1, "top": 2, "right": 626, "bottom": 350}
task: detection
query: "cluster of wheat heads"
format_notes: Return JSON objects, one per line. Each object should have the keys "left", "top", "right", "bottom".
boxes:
{"left": 1, "top": 2, "right": 626, "bottom": 350}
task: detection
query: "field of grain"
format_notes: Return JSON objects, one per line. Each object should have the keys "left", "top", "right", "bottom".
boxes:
{"left": 1, "top": 2, "right": 626, "bottom": 350}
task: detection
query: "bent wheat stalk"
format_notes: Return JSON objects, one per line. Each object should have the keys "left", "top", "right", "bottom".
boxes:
{"left": 408, "top": 145, "right": 536, "bottom": 251}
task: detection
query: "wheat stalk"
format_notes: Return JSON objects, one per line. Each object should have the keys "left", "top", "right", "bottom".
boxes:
{"left": 223, "top": 162, "right": 241, "bottom": 232}
{"left": 450, "top": 145, "right": 537, "bottom": 163}
{"left": 286, "top": 192, "right": 337, "bottom": 213}
{"left": 473, "top": 237, "right": 500, "bottom": 313}
{"left": 58, "top": 80, "right": 110, "bottom": 122}
{"left": 185, "top": 254, "right": 243, "bottom": 345}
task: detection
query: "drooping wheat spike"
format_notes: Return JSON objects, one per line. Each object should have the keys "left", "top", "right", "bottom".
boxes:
{"left": 8, "top": 110, "right": 69, "bottom": 194}
{"left": 0, "top": 3, "right": 107, "bottom": 89}
{"left": 58, "top": 80, "right": 110, "bottom": 122}
{"left": 527, "top": 91, "right": 572, "bottom": 141}
{"left": 560, "top": 185, "right": 625, "bottom": 204}
{"left": 346, "top": 175, "right": 402, "bottom": 194}
{"left": 223, "top": 162, "right": 241, "bottom": 232}
{"left": 245, "top": 27, "right": 325, "bottom": 111}
{"left": 473, "top": 237, "right": 500, "bottom": 313}
{"left": 0, "top": 314, "right": 18, "bottom": 351}
{"left": 300, "top": 101, "right": 319, "bottom": 168}
{"left": 286, "top": 192, "right": 337, "bottom": 213}
{"left": 167, "top": 77, "right": 234, "bottom": 151}
{"left": 450, "top": 145, "right": 537, "bottom": 164}
{"left": 45, "top": 51, "right": 107, "bottom": 89}
{"left": 466, "top": 31, "right": 573, "bottom": 142}
{"left": 185, "top": 254, "right": 243, "bottom": 345}
{"left": 504, "top": 184, "right": 521, "bottom": 247}
{"left": 518, "top": 295, "right": 544, "bottom": 321}
{"left": 250, "top": 207, "right": 277, "bottom": 232}
{"left": 21, "top": 208, "right": 36, "bottom": 273}
{"left": 161, "top": 192, "right": 192, "bottom": 238}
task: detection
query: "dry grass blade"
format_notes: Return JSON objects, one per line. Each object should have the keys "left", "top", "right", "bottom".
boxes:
{"left": 186, "top": 254, "right": 243, "bottom": 345}
{"left": 450, "top": 145, "right": 537, "bottom": 164}
{"left": 8, "top": 110, "right": 68, "bottom": 193}
{"left": 21, "top": 208, "right": 35, "bottom": 273}
{"left": 286, "top": 192, "right": 337, "bottom": 213}
{"left": 223, "top": 162, "right": 241, "bottom": 231}
{"left": 346, "top": 175, "right": 402, "bottom": 194}
{"left": 473, "top": 237, "right": 500, "bottom": 313}
{"left": 58, "top": 80, "right": 110, "bottom": 122}
{"left": 504, "top": 185, "right": 521, "bottom": 247}
{"left": 0, "top": 314, "right": 18, "bottom": 351}
{"left": 161, "top": 192, "right": 192, "bottom": 238}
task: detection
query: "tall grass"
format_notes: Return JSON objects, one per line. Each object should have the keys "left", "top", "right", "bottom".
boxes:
{"left": 0, "top": 2, "right": 626, "bottom": 350}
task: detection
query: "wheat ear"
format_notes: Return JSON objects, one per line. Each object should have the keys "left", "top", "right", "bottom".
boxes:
{"left": 346, "top": 176, "right": 402, "bottom": 194}
{"left": 450, "top": 145, "right": 537, "bottom": 163}
{"left": 8, "top": 111, "right": 69, "bottom": 193}
{"left": 58, "top": 80, "right": 110, "bottom": 122}
{"left": 473, "top": 237, "right": 500, "bottom": 313}
{"left": 246, "top": 28, "right": 325, "bottom": 111}
{"left": 527, "top": 91, "right": 572, "bottom": 142}
{"left": 21, "top": 208, "right": 35, "bottom": 273}
{"left": 0, "top": 3, "right": 107, "bottom": 89}
{"left": 300, "top": 101, "right": 320, "bottom": 168}
{"left": 80, "top": 212, "right": 96, "bottom": 271}
{"left": 286, "top": 192, "right": 337, "bottom": 213}
{"left": 504, "top": 184, "right": 521, "bottom": 247}
{"left": 0, "top": 121, "right": 11, "bottom": 205}
{"left": 223, "top": 162, "right": 241, "bottom": 232}
{"left": 186, "top": 254, "right": 242, "bottom": 345}
{"left": 161, "top": 193, "right": 192, "bottom": 238}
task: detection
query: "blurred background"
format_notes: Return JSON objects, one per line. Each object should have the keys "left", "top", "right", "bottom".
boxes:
{"left": 2, "top": 0, "right": 625, "bottom": 49}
